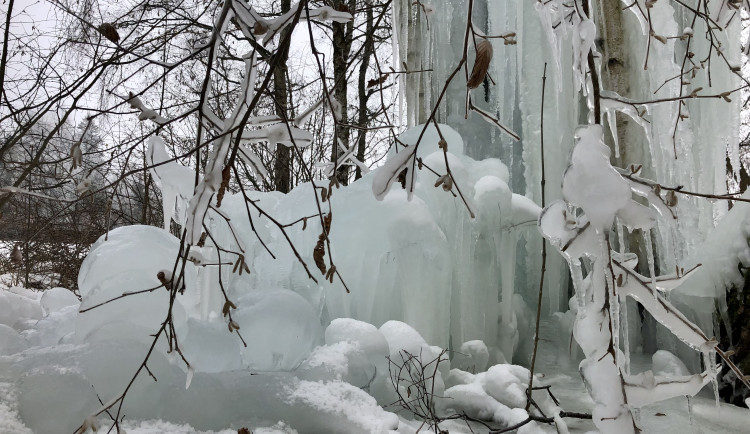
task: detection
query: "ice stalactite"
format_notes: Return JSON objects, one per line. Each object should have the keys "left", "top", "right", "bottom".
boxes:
{"left": 687, "top": 394, "right": 695, "bottom": 433}
{"left": 145, "top": 136, "right": 196, "bottom": 231}
{"left": 643, "top": 229, "right": 658, "bottom": 302}
{"left": 499, "top": 230, "right": 518, "bottom": 362}
{"left": 402, "top": 0, "right": 742, "bottom": 311}
{"left": 149, "top": 122, "right": 539, "bottom": 363}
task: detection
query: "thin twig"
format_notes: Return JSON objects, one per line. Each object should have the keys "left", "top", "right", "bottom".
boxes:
{"left": 527, "top": 63, "right": 547, "bottom": 411}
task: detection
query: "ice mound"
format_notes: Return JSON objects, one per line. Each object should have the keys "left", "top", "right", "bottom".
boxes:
{"left": 297, "top": 340, "right": 365, "bottom": 384}
{"left": 298, "top": 318, "right": 389, "bottom": 387}
{"left": 652, "top": 350, "right": 690, "bottom": 377}
{"left": 39, "top": 287, "right": 78, "bottom": 314}
{"left": 437, "top": 364, "right": 559, "bottom": 433}
{"left": 451, "top": 340, "right": 490, "bottom": 373}
{"left": 0, "top": 288, "right": 43, "bottom": 328}
{"left": 234, "top": 289, "right": 323, "bottom": 371}
{"left": 181, "top": 317, "right": 243, "bottom": 373}
{"left": 0, "top": 123, "right": 558, "bottom": 432}
{"left": 325, "top": 318, "right": 389, "bottom": 376}
{"left": 372, "top": 320, "right": 447, "bottom": 408}
{"left": 22, "top": 304, "right": 78, "bottom": 347}
{"left": 0, "top": 278, "right": 599, "bottom": 434}
{"left": 288, "top": 380, "right": 400, "bottom": 433}
{"left": 75, "top": 225, "right": 196, "bottom": 345}
{"left": 0, "top": 324, "right": 27, "bottom": 355}
{"left": 195, "top": 123, "right": 539, "bottom": 363}
{"left": 16, "top": 364, "right": 99, "bottom": 434}
{"left": 4, "top": 331, "right": 400, "bottom": 433}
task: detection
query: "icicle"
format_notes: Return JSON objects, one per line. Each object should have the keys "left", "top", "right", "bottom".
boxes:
{"left": 686, "top": 395, "right": 696, "bottom": 434}
{"left": 533, "top": 1, "right": 563, "bottom": 89}
{"left": 606, "top": 107, "right": 620, "bottom": 158}
{"left": 185, "top": 365, "right": 195, "bottom": 389}
{"left": 499, "top": 231, "right": 517, "bottom": 361}
{"left": 703, "top": 349, "right": 720, "bottom": 407}
{"left": 616, "top": 217, "right": 627, "bottom": 253}
{"left": 632, "top": 406, "right": 641, "bottom": 428}
{"left": 611, "top": 290, "right": 621, "bottom": 369}
{"left": 643, "top": 229, "right": 658, "bottom": 301}
{"left": 569, "top": 259, "right": 586, "bottom": 315}
{"left": 621, "top": 297, "right": 631, "bottom": 374}
{"left": 711, "top": 349, "right": 720, "bottom": 407}
{"left": 605, "top": 243, "right": 621, "bottom": 370}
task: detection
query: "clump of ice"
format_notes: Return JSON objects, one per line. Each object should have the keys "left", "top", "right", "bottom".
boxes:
{"left": 0, "top": 288, "right": 43, "bottom": 328}
{"left": 16, "top": 364, "right": 100, "bottom": 434}
{"left": 75, "top": 225, "right": 196, "bottom": 346}
{"left": 436, "top": 363, "right": 553, "bottom": 433}
{"left": 0, "top": 324, "right": 27, "bottom": 355}
{"left": 652, "top": 350, "right": 690, "bottom": 377}
{"left": 180, "top": 318, "right": 243, "bottom": 373}
{"left": 451, "top": 340, "right": 490, "bottom": 373}
{"left": 39, "top": 287, "right": 78, "bottom": 314}
{"left": 315, "top": 318, "right": 390, "bottom": 387}
{"left": 22, "top": 304, "right": 78, "bottom": 347}
{"left": 561, "top": 125, "right": 631, "bottom": 231}
{"left": 234, "top": 289, "right": 323, "bottom": 371}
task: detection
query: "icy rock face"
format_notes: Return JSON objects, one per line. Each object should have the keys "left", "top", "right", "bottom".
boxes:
{"left": 75, "top": 225, "right": 197, "bottom": 345}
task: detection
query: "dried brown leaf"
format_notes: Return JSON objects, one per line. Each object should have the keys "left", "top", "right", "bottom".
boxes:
{"left": 216, "top": 164, "right": 232, "bottom": 207}
{"left": 98, "top": 23, "right": 120, "bottom": 43}
{"left": 253, "top": 21, "right": 268, "bottom": 35}
{"left": 313, "top": 237, "right": 327, "bottom": 275}
{"left": 467, "top": 40, "right": 493, "bottom": 89}
{"left": 367, "top": 74, "right": 389, "bottom": 88}
{"left": 665, "top": 190, "right": 678, "bottom": 207}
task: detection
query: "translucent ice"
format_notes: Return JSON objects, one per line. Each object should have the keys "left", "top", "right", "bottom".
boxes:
{"left": 234, "top": 289, "right": 323, "bottom": 371}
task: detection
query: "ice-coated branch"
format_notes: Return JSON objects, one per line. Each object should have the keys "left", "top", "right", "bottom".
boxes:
{"left": 613, "top": 259, "right": 712, "bottom": 351}
{"left": 539, "top": 120, "right": 750, "bottom": 432}
{"left": 126, "top": 92, "right": 168, "bottom": 124}
{"left": 371, "top": 145, "right": 416, "bottom": 200}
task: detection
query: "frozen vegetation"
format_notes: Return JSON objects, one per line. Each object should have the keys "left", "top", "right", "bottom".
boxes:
{"left": 1, "top": 122, "right": 750, "bottom": 433}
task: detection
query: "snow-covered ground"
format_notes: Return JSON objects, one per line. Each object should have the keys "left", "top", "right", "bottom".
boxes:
{"left": 1, "top": 280, "right": 748, "bottom": 434}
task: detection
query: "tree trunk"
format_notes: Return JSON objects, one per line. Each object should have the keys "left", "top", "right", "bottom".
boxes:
{"left": 355, "top": 3, "right": 374, "bottom": 180}
{"left": 331, "top": 0, "right": 356, "bottom": 185}
{"left": 273, "top": 0, "right": 292, "bottom": 193}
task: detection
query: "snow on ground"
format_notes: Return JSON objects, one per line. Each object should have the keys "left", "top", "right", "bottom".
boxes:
{"left": 2, "top": 293, "right": 750, "bottom": 434}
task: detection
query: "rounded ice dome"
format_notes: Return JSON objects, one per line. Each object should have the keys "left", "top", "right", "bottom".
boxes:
{"left": 39, "top": 287, "right": 79, "bottom": 315}
{"left": 75, "top": 225, "right": 196, "bottom": 345}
